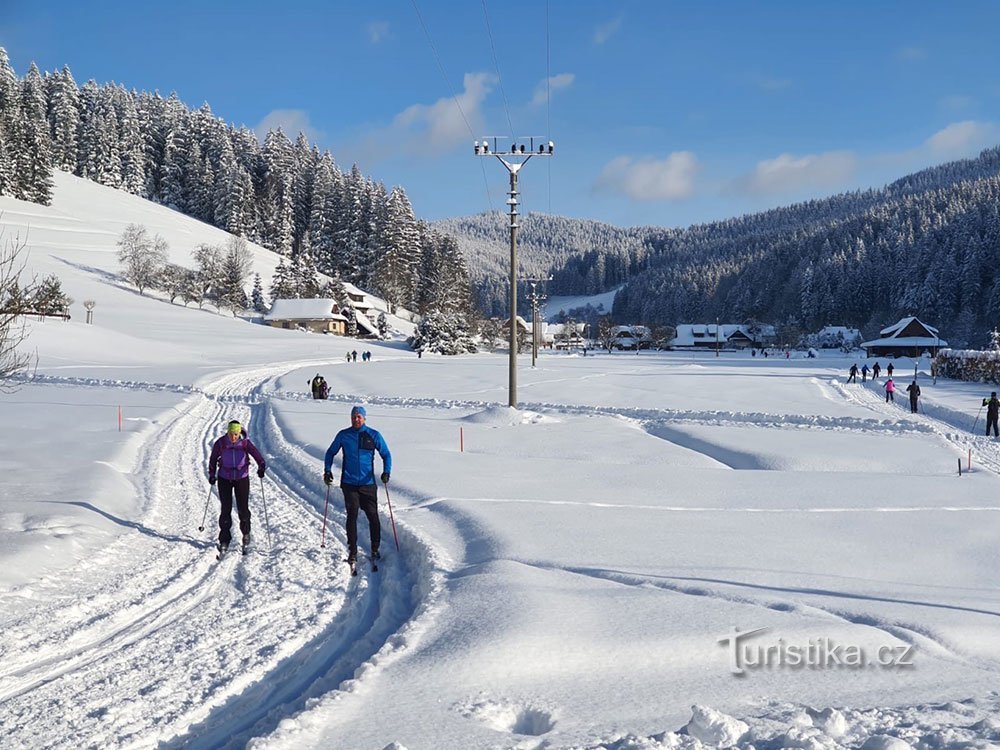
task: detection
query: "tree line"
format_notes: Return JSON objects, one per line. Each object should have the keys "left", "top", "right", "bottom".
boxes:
{"left": 0, "top": 48, "right": 475, "bottom": 337}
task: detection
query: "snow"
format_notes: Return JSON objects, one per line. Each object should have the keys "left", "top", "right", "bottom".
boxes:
{"left": 2, "top": 173, "right": 1000, "bottom": 748}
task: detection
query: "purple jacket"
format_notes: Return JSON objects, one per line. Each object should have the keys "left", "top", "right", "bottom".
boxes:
{"left": 209, "top": 431, "right": 265, "bottom": 482}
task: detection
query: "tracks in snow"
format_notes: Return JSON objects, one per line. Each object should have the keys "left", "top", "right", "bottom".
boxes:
{"left": 0, "top": 365, "right": 428, "bottom": 749}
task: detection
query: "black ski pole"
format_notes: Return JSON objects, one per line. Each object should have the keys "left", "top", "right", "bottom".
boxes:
{"left": 320, "top": 484, "right": 331, "bottom": 548}
{"left": 972, "top": 402, "right": 986, "bottom": 434}
{"left": 259, "top": 476, "right": 273, "bottom": 553}
{"left": 198, "top": 484, "right": 215, "bottom": 532}
{"left": 382, "top": 479, "right": 400, "bottom": 551}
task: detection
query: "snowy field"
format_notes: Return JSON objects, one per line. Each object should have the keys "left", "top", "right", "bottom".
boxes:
{"left": 2, "top": 174, "right": 1000, "bottom": 749}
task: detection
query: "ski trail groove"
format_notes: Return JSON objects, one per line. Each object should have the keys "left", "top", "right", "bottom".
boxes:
{"left": 0, "top": 364, "right": 433, "bottom": 749}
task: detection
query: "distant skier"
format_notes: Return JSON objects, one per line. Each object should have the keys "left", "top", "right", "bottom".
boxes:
{"left": 861, "top": 364, "right": 869, "bottom": 382}
{"left": 872, "top": 362, "right": 881, "bottom": 380}
{"left": 848, "top": 364, "right": 858, "bottom": 383}
{"left": 324, "top": 406, "right": 392, "bottom": 568}
{"left": 884, "top": 377, "right": 895, "bottom": 403}
{"left": 887, "top": 362, "right": 894, "bottom": 378}
{"left": 906, "top": 379, "right": 921, "bottom": 413}
{"left": 984, "top": 392, "right": 1000, "bottom": 437}
{"left": 352, "top": 350, "right": 358, "bottom": 362}
{"left": 345, "top": 352, "right": 351, "bottom": 363}
{"left": 310, "top": 373, "right": 327, "bottom": 399}
{"left": 208, "top": 420, "right": 266, "bottom": 554}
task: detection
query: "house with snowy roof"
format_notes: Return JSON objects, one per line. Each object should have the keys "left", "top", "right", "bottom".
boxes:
{"left": 669, "top": 323, "right": 775, "bottom": 350}
{"left": 611, "top": 325, "right": 651, "bottom": 350}
{"left": 860, "top": 317, "right": 946, "bottom": 357}
{"left": 264, "top": 299, "right": 348, "bottom": 335}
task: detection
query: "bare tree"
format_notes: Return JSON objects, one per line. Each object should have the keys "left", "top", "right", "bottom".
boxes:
{"left": 117, "top": 224, "right": 167, "bottom": 295}
{"left": 0, "top": 230, "right": 36, "bottom": 388}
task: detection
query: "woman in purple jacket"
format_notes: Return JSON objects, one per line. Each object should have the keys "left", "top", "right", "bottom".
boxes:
{"left": 208, "top": 420, "right": 266, "bottom": 553}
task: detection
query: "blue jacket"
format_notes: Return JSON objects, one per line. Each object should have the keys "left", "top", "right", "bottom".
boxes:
{"left": 325, "top": 425, "right": 392, "bottom": 486}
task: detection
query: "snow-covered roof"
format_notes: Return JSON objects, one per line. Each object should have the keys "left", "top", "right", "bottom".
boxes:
{"left": 348, "top": 309, "right": 379, "bottom": 336}
{"left": 879, "top": 316, "right": 939, "bottom": 337}
{"left": 265, "top": 299, "right": 347, "bottom": 321}
{"left": 671, "top": 324, "right": 774, "bottom": 346}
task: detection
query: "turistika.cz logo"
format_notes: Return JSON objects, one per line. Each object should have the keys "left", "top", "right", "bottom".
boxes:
{"left": 718, "top": 626, "right": 915, "bottom": 675}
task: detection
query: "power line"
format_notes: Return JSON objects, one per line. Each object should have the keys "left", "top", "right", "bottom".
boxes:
{"left": 545, "top": 0, "right": 552, "bottom": 213}
{"left": 481, "top": 0, "right": 516, "bottom": 141}
{"left": 409, "top": 0, "right": 495, "bottom": 211}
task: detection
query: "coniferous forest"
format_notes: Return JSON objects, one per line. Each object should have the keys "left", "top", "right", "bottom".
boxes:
{"left": 6, "top": 44, "right": 1000, "bottom": 349}
{"left": 0, "top": 48, "right": 475, "bottom": 330}
{"left": 445, "top": 150, "right": 1000, "bottom": 348}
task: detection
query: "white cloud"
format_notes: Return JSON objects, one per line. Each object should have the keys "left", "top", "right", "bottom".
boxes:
{"left": 253, "top": 109, "right": 324, "bottom": 143}
{"left": 392, "top": 72, "right": 494, "bottom": 151}
{"left": 368, "top": 20, "right": 389, "bottom": 44}
{"left": 531, "top": 73, "right": 575, "bottom": 106}
{"left": 924, "top": 120, "right": 1000, "bottom": 156}
{"left": 737, "top": 151, "right": 857, "bottom": 194}
{"left": 593, "top": 17, "right": 622, "bottom": 45}
{"left": 594, "top": 152, "right": 699, "bottom": 201}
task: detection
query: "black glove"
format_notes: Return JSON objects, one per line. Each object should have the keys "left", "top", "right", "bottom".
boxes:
{"left": 323, "top": 471, "right": 333, "bottom": 486}
{"left": 209, "top": 476, "right": 216, "bottom": 486}
{"left": 380, "top": 472, "right": 390, "bottom": 484}
{"left": 257, "top": 467, "right": 266, "bottom": 478}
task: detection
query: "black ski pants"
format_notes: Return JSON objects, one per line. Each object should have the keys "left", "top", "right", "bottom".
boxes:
{"left": 342, "top": 483, "right": 380, "bottom": 560}
{"left": 218, "top": 476, "right": 251, "bottom": 546}
{"left": 909, "top": 397, "right": 919, "bottom": 413}
{"left": 988, "top": 413, "right": 999, "bottom": 437}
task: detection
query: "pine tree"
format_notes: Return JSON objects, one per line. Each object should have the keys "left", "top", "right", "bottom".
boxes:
{"left": 269, "top": 258, "right": 296, "bottom": 300}
{"left": 250, "top": 273, "right": 267, "bottom": 313}
{"left": 47, "top": 65, "right": 80, "bottom": 172}
{"left": 31, "top": 274, "right": 72, "bottom": 315}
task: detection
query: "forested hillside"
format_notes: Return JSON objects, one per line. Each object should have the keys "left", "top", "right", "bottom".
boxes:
{"left": 444, "top": 147, "right": 1000, "bottom": 348}
{"left": 432, "top": 212, "right": 651, "bottom": 316}
{"left": 0, "top": 48, "right": 474, "bottom": 328}
{"left": 614, "top": 147, "right": 1000, "bottom": 348}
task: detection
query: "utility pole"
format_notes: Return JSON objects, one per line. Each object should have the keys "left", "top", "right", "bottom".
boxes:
{"left": 525, "top": 278, "right": 550, "bottom": 368}
{"left": 475, "top": 137, "right": 554, "bottom": 407}
{"left": 716, "top": 318, "right": 721, "bottom": 357}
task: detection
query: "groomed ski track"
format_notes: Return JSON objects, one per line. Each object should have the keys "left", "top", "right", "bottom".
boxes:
{"left": 0, "top": 364, "right": 438, "bottom": 750}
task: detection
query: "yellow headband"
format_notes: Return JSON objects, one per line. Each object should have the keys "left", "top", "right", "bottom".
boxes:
{"left": 227, "top": 421, "right": 242, "bottom": 435}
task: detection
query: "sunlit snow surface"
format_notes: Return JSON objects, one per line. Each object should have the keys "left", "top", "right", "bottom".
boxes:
{"left": 1, "top": 172, "right": 999, "bottom": 749}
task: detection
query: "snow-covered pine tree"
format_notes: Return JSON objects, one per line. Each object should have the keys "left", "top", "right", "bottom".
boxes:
{"left": 46, "top": 65, "right": 80, "bottom": 172}
{"left": 250, "top": 273, "right": 267, "bottom": 313}
{"left": 377, "top": 311, "right": 388, "bottom": 339}
{"left": 30, "top": 273, "right": 72, "bottom": 315}
{"left": 261, "top": 128, "right": 295, "bottom": 255}
{"left": 269, "top": 258, "right": 296, "bottom": 300}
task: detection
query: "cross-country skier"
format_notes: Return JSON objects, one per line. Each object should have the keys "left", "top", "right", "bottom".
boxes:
{"left": 906, "top": 379, "right": 921, "bottom": 413}
{"left": 323, "top": 406, "right": 392, "bottom": 568}
{"left": 861, "top": 364, "right": 869, "bottom": 382}
{"left": 208, "top": 420, "right": 266, "bottom": 554}
{"left": 884, "top": 377, "right": 896, "bottom": 403}
{"left": 887, "top": 362, "right": 894, "bottom": 378}
{"left": 872, "top": 362, "right": 881, "bottom": 380}
{"left": 848, "top": 363, "right": 858, "bottom": 383}
{"left": 984, "top": 392, "right": 1000, "bottom": 437}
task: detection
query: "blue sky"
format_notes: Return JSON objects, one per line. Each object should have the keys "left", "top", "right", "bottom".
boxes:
{"left": 5, "top": 0, "right": 1000, "bottom": 228}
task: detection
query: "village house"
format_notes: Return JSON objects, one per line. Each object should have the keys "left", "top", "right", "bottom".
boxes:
{"left": 860, "top": 316, "right": 946, "bottom": 358}
{"left": 805, "top": 325, "right": 862, "bottom": 349}
{"left": 669, "top": 323, "right": 775, "bottom": 351}
{"left": 264, "top": 299, "right": 348, "bottom": 335}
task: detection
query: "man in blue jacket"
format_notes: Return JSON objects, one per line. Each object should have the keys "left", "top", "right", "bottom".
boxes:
{"left": 324, "top": 405, "right": 392, "bottom": 564}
